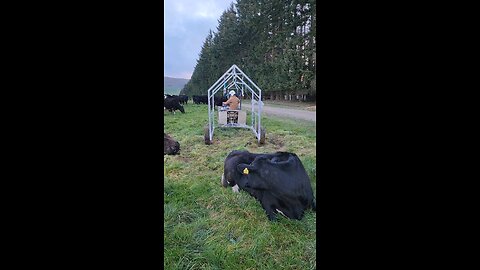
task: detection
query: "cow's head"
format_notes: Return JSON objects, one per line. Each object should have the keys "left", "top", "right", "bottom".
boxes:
{"left": 178, "top": 104, "right": 185, "bottom": 113}
{"left": 222, "top": 152, "right": 297, "bottom": 189}
{"left": 221, "top": 150, "right": 316, "bottom": 221}
{"left": 221, "top": 150, "right": 256, "bottom": 189}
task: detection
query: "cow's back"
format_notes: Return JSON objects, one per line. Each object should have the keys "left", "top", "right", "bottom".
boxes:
{"left": 222, "top": 150, "right": 315, "bottom": 220}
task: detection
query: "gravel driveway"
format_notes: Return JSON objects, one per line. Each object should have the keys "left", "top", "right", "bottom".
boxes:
{"left": 241, "top": 103, "right": 316, "bottom": 122}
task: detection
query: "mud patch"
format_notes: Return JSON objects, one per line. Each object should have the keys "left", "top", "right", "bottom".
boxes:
{"left": 268, "top": 134, "right": 285, "bottom": 149}
{"left": 177, "top": 156, "right": 191, "bottom": 163}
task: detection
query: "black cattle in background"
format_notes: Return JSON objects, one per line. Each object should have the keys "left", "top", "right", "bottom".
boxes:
{"left": 221, "top": 150, "right": 316, "bottom": 221}
{"left": 199, "top": 95, "right": 208, "bottom": 104}
{"left": 178, "top": 95, "right": 188, "bottom": 105}
{"left": 214, "top": 96, "right": 228, "bottom": 106}
{"left": 192, "top": 95, "right": 208, "bottom": 104}
{"left": 192, "top": 95, "right": 200, "bottom": 104}
{"left": 164, "top": 133, "right": 180, "bottom": 155}
{"left": 164, "top": 96, "right": 185, "bottom": 114}
{"left": 191, "top": 95, "right": 225, "bottom": 105}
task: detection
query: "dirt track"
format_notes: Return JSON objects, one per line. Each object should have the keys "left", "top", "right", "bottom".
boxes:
{"left": 241, "top": 103, "right": 316, "bottom": 122}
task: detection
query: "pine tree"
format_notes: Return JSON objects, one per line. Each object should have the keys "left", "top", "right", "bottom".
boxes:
{"left": 181, "top": 0, "right": 317, "bottom": 101}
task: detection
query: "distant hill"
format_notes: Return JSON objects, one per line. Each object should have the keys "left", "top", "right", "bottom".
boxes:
{"left": 164, "top": 76, "right": 189, "bottom": 95}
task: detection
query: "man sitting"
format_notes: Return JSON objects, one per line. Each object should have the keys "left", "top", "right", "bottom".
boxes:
{"left": 223, "top": 90, "right": 240, "bottom": 110}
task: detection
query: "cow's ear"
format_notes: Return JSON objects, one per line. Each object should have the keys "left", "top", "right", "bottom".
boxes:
{"left": 237, "top": 163, "right": 254, "bottom": 175}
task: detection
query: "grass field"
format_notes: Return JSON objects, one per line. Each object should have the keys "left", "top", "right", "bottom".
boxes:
{"left": 164, "top": 104, "right": 317, "bottom": 269}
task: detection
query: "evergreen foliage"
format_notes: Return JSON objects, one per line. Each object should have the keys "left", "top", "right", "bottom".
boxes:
{"left": 180, "top": 0, "right": 316, "bottom": 101}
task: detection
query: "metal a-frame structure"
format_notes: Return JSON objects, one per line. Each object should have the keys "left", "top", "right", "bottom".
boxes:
{"left": 205, "top": 64, "right": 265, "bottom": 145}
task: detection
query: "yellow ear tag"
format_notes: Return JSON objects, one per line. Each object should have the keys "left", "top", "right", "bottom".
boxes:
{"left": 243, "top": 168, "right": 249, "bottom": 175}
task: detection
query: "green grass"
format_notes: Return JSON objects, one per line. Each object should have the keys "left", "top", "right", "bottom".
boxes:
{"left": 164, "top": 105, "right": 316, "bottom": 270}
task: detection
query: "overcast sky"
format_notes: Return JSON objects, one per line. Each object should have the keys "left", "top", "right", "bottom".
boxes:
{"left": 164, "top": 0, "right": 235, "bottom": 79}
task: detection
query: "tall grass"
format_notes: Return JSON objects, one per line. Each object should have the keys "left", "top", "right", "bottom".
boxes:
{"left": 164, "top": 104, "right": 316, "bottom": 269}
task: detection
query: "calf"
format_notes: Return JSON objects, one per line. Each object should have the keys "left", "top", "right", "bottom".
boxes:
{"left": 164, "top": 96, "right": 185, "bottom": 114}
{"left": 221, "top": 150, "right": 316, "bottom": 221}
{"left": 164, "top": 133, "right": 180, "bottom": 155}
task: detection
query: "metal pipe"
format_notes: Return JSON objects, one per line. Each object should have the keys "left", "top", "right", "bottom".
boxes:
{"left": 207, "top": 90, "right": 212, "bottom": 141}
{"left": 206, "top": 66, "right": 235, "bottom": 94}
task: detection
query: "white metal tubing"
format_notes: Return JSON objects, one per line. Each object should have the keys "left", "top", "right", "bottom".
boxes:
{"left": 208, "top": 92, "right": 212, "bottom": 141}
{"left": 234, "top": 75, "right": 259, "bottom": 99}
{"left": 210, "top": 96, "right": 216, "bottom": 139}
{"left": 242, "top": 73, "right": 262, "bottom": 94}
{"left": 251, "top": 90, "right": 255, "bottom": 128}
{"left": 211, "top": 67, "right": 259, "bottom": 99}
{"left": 232, "top": 65, "right": 262, "bottom": 94}
{"left": 210, "top": 77, "right": 227, "bottom": 98}
{"left": 227, "top": 81, "right": 236, "bottom": 89}
{"left": 205, "top": 64, "right": 263, "bottom": 142}
{"left": 210, "top": 73, "right": 234, "bottom": 98}
{"left": 207, "top": 71, "right": 233, "bottom": 140}
{"left": 211, "top": 72, "right": 234, "bottom": 94}
{"left": 258, "top": 91, "right": 262, "bottom": 143}
{"left": 230, "top": 75, "right": 253, "bottom": 95}
{"left": 211, "top": 95, "right": 217, "bottom": 141}
{"left": 206, "top": 66, "right": 235, "bottom": 95}
{"left": 213, "top": 76, "right": 233, "bottom": 95}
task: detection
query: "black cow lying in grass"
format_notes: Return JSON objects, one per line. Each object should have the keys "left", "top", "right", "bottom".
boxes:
{"left": 164, "top": 133, "right": 180, "bottom": 155}
{"left": 221, "top": 150, "right": 316, "bottom": 221}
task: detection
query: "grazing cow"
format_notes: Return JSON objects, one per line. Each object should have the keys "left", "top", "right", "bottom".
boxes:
{"left": 164, "top": 133, "right": 180, "bottom": 155}
{"left": 164, "top": 96, "right": 185, "bottom": 114}
{"left": 221, "top": 150, "right": 316, "bottom": 221}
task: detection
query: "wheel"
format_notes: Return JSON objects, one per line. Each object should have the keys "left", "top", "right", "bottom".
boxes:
{"left": 204, "top": 125, "right": 212, "bottom": 145}
{"left": 258, "top": 126, "right": 266, "bottom": 145}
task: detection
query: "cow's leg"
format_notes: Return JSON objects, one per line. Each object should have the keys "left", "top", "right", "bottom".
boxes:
{"left": 221, "top": 173, "right": 226, "bottom": 187}
{"left": 275, "top": 204, "right": 295, "bottom": 219}
{"left": 276, "top": 208, "right": 288, "bottom": 218}
{"left": 259, "top": 200, "right": 277, "bottom": 221}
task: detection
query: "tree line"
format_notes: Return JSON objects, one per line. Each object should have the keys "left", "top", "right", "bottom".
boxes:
{"left": 180, "top": 0, "right": 316, "bottom": 102}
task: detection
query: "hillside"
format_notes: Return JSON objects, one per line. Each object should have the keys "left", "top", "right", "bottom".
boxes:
{"left": 164, "top": 76, "right": 189, "bottom": 95}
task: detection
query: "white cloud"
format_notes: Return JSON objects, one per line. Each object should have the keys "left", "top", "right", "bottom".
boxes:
{"left": 164, "top": 0, "right": 235, "bottom": 78}
{"left": 192, "top": 0, "right": 226, "bottom": 19}
{"left": 165, "top": 0, "right": 229, "bottom": 19}
{"left": 165, "top": 0, "right": 232, "bottom": 25}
